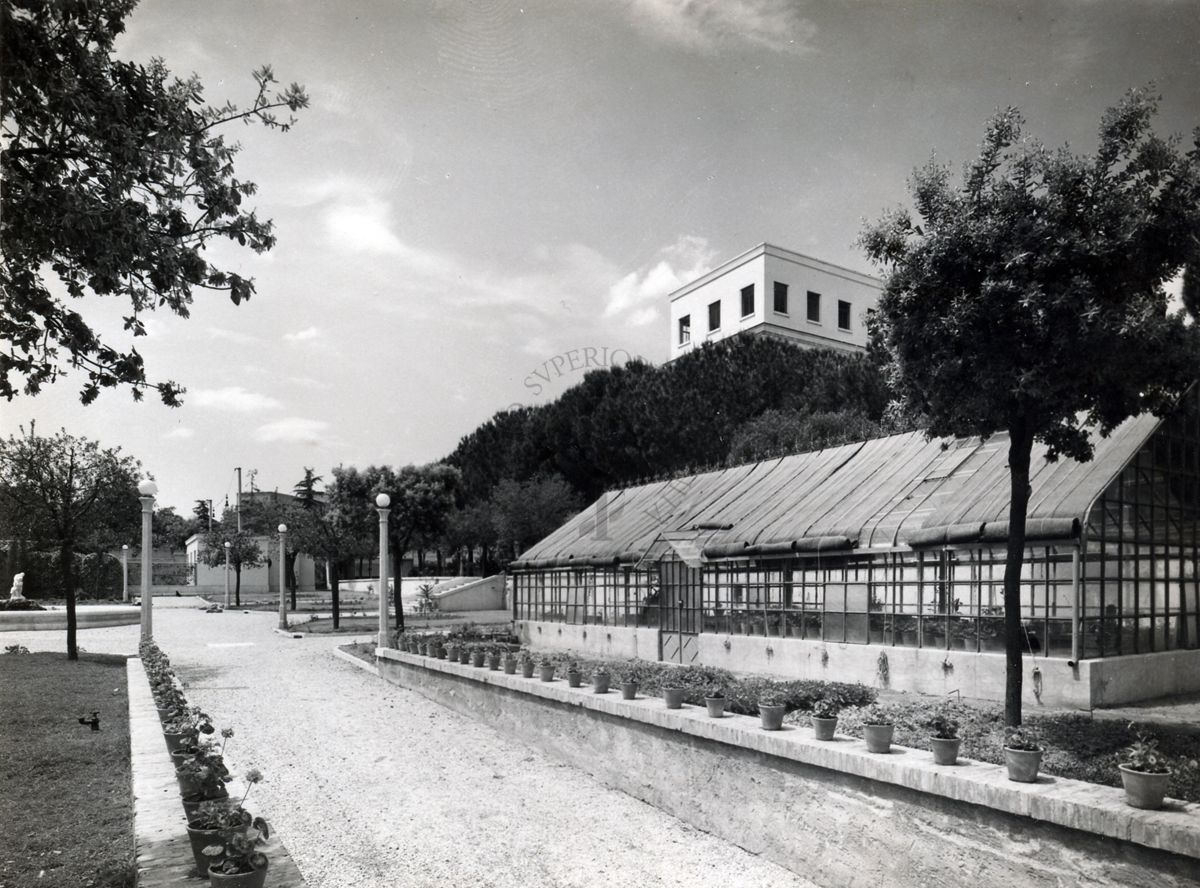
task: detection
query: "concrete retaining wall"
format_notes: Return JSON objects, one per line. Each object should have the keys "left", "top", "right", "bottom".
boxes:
{"left": 515, "top": 620, "right": 660, "bottom": 661}
{"left": 376, "top": 648, "right": 1200, "bottom": 888}
{"left": 433, "top": 574, "right": 506, "bottom": 612}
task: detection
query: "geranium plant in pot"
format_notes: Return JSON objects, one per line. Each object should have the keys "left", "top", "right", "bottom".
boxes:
{"left": 592, "top": 666, "right": 611, "bottom": 694}
{"left": 538, "top": 658, "right": 555, "bottom": 682}
{"left": 186, "top": 769, "right": 262, "bottom": 879}
{"left": 1003, "top": 727, "right": 1045, "bottom": 783}
{"left": 203, "top": 820, "right": 271, "bottom": 887}
{"left": 662, "top": 684, "right": 685, "bottom": 710}
{"left": 758, "top": 693, "right": 787, "bottom": 730}
{"left": 503, "top": 650, "right": 518, "bottom": 674}
{"left": 176, "top": 745, "right": 231, "bottom": 800}
{"left": 704, "top": 686, "right": 726, "bottom": 718}
{"left": 860, "top": 704, "right": 896, "bottom": 753}
{"left": 1116, "top": 725, "right": 1197, "bottom": 809}
{"left": 519, "top": 652, "right": 535, "bottom": 678}
{"left": 566, "top": 661, "right": 583, "bottom": 688}
{"left": 620, "top": 673, "right": 639, "bottom": 700}
{"left": 810, "top": 697, "right": 840, "bottom": 740}
{"left": 163, "top": 706, "right": 215, "bottom": 753}
{"left": 925, "top": 709, "right": 962, "bottom": 765}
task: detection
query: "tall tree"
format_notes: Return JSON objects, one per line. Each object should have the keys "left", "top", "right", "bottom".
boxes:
{"left": 303, "top": 467, "right": 373, "bottom": 628}
{"left": 1, "top": 0, "right": 308, "bottom": 404}
{"left": 491, "top": 474, "right": 582, "bottom": 561}
{"left": 199, "top": 523, "right": 263, "bottom": 608}
{"left": 0, "top": 426, "right": 141, "bottom": 658}
{"left": 860, "top": 87, "right": 1200, "bottom": 726}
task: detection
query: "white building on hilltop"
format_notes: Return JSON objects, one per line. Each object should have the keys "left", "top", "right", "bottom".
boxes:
{"left": 667, "top": 243, "right": 882, "bottom": 360}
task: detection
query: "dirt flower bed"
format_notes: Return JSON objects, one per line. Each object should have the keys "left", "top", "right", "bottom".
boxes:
{"left": 0, "top": 651, "right": 135, "bottom": 887}
{"left": 790, "top": 698, "right": 1200, "bottom": 803}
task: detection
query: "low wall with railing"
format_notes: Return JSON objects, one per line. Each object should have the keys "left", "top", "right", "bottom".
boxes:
{"left": 374, "top": 647, "right": 1200, "bottom": 888}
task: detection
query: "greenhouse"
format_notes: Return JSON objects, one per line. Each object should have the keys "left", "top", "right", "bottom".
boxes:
{"left": 509, "top": 388, "right": 1200, "bottom": 708}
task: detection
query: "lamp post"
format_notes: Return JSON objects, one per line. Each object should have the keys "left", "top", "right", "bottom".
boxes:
{"left": 376, "top": 494, "right": 391, "bottom": 648}
{"left": 223, "top": 541, "right": 231, "bottom": 609}
{"left": 121, "top": 544, "right": 129, "bottom": 603}
{"left": 277, "top": 524, "right": 288, "bottom": 630}
{"left": 138, "top": 478, "right": 157, "bottom": 642}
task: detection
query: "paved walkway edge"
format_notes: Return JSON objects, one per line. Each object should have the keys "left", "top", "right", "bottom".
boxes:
{"left": 127, "top": 658, "right": 310, "bottom": 887}
{"left": 331, "top": 646, "right": 379, "bottom": 676}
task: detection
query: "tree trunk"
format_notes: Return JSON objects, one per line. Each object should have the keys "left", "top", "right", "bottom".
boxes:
{"left": 288, "top": 551, "right": 297, "bottom": 610}
{"left": 234, "top": 564, "right": 242, "bottom": 607}
{"left": 61, "top": 542, "right": 77, "bottom": 661}
{"left": 330, "top": 559, "right": 340, "bottom": 630}
{"left": 1004, "top": 420, "right": 1035, "bottom": 727}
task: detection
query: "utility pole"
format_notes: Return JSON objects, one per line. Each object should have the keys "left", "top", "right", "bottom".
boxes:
{"left": 236, "top": 467, "right": 242, "bottom": 533}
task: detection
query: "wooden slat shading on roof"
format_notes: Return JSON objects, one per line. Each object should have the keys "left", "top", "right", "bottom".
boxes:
{"left": 512, "top": 411, "right": 1162, "bottom": 567}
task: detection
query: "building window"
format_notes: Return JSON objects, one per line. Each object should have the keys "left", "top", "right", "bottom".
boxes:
{"left": 838, "top": 300, "right": 851, "bottom": 330}
{"left": 807, "top": 291, "right": 821, "bottom": 322}
{"left": 678, "top": 315, "right": 691, "bottom": 345}
{"left": 708, "top": 300, "right": 721, "bottom": 332}
{"left": 740, "top": 284, "right": 754, "bottom": 318}
{"left": 773, "top": 282, "right": 788, "bottom": 314}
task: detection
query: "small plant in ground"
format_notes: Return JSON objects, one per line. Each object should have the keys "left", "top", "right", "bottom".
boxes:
{"left": 860, "top": 703, "right": 895, "bottom": 726}
{"left": 4, "top": 644, "right": 30, "bottom": 654}
{"left": 925, "top": 708, "right": 961, "bottom": 740}
{"left": 1004, "top": 727, "right": 1044, "bottom": 752}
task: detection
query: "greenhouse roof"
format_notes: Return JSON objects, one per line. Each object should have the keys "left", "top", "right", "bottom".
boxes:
{"left": 512, "top": 411, "right": 1161, "bottom": 569}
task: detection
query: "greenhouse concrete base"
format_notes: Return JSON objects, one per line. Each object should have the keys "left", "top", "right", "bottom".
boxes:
{"left": 377, "top": 647, "right": 1200, "bottom": 888}
{"left": 514, "top": 619, "right": 1200, "bottom": 709}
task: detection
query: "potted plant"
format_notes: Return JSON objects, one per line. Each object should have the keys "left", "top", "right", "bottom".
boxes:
{"left": 925, "top": 709, "right": 962, "bottom": 765}
{"left": 810, "top": 698, "right": 839, "bottom": 740}
{"left": 1003, "top": 727, "right": 1045, "bottom": 782}
{"left": 758, "top": 693, "right": 787, "bottom": 730}
{"left": 487, "top": 647, "right": 502, "bottom": 670}
{"left": 186, "top": 768, "right": 264, "bottom": 878}
{"left": 620, "top": 673, "right": 639, "bottom": 700}
{"left": 566, "top": 661, "right": 583, "bottom": 688}
{"left": 1118, "top": 726, "right": 1174, "bottom": 809}
{"left": 662, "top": 684, "right": 685, "bottom": 709}
{"left": 704, "top": 686, "right": 726, "bottom": 718}
{"left": 471, "top": 645, "right": 486, "bottom": 668}
{"left": 538, "top": 658, "right": 555, "bottom": 682}
{"left": 434, "top": 640, "right": 447, "bottom": 660}
{"left": 519, "top": 652, "right": 535, "bottom": 678}
{"left": 203, "top": 817, "right": 271, "bottom": 888}
{"left": 503, "top": 650, "right": 518, "bottom": 674}
{"left": 446, "top": 641, "right": 460, "bottom": 662}
{"left": 592, "top": 666, "right": 611, "bottom": 694}
{"left": 860, "top": 704, "right": 895, "bottom": 753}
{"left": 176, "top": 744, "right": 231, "bottom": 799}
{"left": 163, "top": 707, "right": 214, "bottom": 753}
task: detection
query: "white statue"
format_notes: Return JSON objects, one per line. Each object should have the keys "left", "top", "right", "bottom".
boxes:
{"left": 8, "top": 573, "right": 25, "bottom": 601}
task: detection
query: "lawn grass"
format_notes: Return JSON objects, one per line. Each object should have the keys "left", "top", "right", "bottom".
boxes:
{"left": 0, "top": 652, "right": 135, "bottom": 888}
{"left": 298, "top": 615, "right": 378, "bottom": 634}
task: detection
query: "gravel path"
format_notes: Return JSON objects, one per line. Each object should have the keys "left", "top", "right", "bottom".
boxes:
{"left": 5, "top": 601, "right": 813, "bottom": 888}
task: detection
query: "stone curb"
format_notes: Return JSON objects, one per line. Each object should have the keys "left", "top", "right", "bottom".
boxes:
{"left": 126, "top": 658, "right": 309, "bottom": 886}
{"left": 332, "top": 646, "right": 380, "bottom": 676}
{"left": 271, "top": 628, "right": 304, "bottom": 639}
{"left": 376, "top": 646, "right": 1200, "bottom": 862}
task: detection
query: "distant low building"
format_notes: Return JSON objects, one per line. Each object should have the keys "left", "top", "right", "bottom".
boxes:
{"left": 668, "top": 243, "right": 881, "bottom": 360}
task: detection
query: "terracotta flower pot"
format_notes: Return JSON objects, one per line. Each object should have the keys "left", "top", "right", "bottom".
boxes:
{"left": 208, "top": 861, "right": 268, "bottom": 888}
{"left": 503, "top": 658, "right": 517, "bottom": 675}
{"left": 811, "top": 716, "right": 837, "bottom": 740}
{"left": 1003, "top": 747, "right": 1043, "bottom": 783}
{"left": 663, "top": 687, "right": 685, "bottom": 709}
{"left": 521, "top": 660, "right": 535, "bottom": 678}
{"left": 705, "top": 697, "right": 726, "bottom": 718}
{"left": 471, "top": 651, "right": 485, "bottom": 667}
{"left": 538, "top": 663, "right": 555, "bottom": 682}
{"left": 1119, "top": 765, "right": 1170, "bottom": 809}
{"left": 592, "top": 673, "right": 611, "bottom": 694}
{"left": 620, "top": 681, "right": 638, "bottom": 700}
{"left": 164, "top": 731, "right": 190, "bottom": 753}
{"left": 863, "top": 724, "right": 895, "bottom": 753}
{"left": 567, "top": 670, "right": 583, "bottom": 688}
{"left": 759, "top": 704, "right": 786, "bottom": 730}
{"left": 930, "top": 737, "right": 961, "bottom": 765}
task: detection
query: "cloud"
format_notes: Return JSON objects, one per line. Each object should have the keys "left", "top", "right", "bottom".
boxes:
{"left": 625, "top": 0, "right": 816, "bottom": 54}
{"left": 324, "top": 197, "right": 404, "bottom": 254}
{"left": 283, "top": 326, "right": 321, "bottom": 342}
{"left": 164, "top": 427, "right": 195, "bottom": 440}
{"left": 207, "top": 327, "right": 260, "bottom": 345}
{"left": 191, "top": 387, "right": 283, "bottom": 412}
{"left": 604, "top": 235, "right": 715, "bottom": 320}
{"left": 253, "top": 417, "right": 330, "bottom": 445}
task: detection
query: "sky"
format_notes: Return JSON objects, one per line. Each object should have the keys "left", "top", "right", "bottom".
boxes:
{"left": 5, "top": 0, "right": 1200, "bottom": 515}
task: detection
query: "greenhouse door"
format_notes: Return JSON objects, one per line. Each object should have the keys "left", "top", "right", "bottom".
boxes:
{"left": 659, "top": 557, "right": 701, "bottom": 664}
